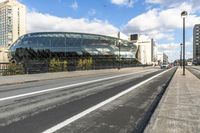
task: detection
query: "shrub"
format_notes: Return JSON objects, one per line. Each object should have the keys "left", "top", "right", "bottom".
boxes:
{"left": 77, "top": 57, "right": 93, "bottom": 70}
{"left": 2, "top": 63, "right": 24, "bottom": 76}
{"left": 49, "top": 58, "right": 68, "bottom": 72}
{"left": 63, "top": 60, "right": 68, "bottom": 71}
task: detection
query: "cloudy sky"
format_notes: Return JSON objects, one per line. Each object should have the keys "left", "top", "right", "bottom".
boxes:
{"left": 12, "top": 0, "right": 200, "bottom": 61}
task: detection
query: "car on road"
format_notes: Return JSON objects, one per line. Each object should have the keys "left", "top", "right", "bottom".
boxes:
{"left": 160, "top": 64, "right": 169, "bottom": 69}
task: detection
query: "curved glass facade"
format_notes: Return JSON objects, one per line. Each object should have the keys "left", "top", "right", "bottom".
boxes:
{"left": 9, "top": 32, "right": 138, "bottom": 68}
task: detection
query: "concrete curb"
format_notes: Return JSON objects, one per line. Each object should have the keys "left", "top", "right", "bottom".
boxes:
{"left": 132, "top": 67, "right": 177, "bottom": 133}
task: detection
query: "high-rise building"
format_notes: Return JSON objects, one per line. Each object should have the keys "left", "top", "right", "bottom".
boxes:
{"left": 193, "top": 24, "right": 200, "bottom": 65}
{"left": 0, "top": 0, "right": 26, "bottom": 47}
{"left": 130, "top": 34, "right": 155, "bottom": 65}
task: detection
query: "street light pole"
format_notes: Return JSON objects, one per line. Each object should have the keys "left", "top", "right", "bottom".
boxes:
{"left": 180, "top": 43, "right": 182, "bottom": 68}
{"left": 181, "top": 11, "right": 188, "bottom": 75}
{"left": 183, "top": 17, "right": 186, "bottom": 75}
{"left": 118, "top": 41, "right": 121, "bottom": 70}
{"left": 118, "top": 32, "right": 121, "bottom": 70}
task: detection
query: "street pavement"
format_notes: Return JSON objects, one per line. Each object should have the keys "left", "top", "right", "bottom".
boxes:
{"left": 145, "top": 68, "right": 200, "bottom": 133}
{"left": 0, "top": 67, "right": 176, "bottom": 133}
{"left": 0, "top": 67, "right": 153, "bottom": 86}
{"left": 187, "top": 66, "right": 200, "bottom": 79}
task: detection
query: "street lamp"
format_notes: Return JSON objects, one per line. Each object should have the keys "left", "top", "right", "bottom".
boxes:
{"left": 117, "top": 31, "right": 121, "bottom": 70}
{"left": 118, "top": 40, "right": 122, "bottom": 70}
{"left": 180, "top": 43, "right": 183, "bottom": 68}
{"left": 181, "top": 11, "right": 188, "bottom": 75}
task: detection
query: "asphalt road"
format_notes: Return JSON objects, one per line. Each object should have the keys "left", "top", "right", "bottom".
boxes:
{"left": 186, "top": 66, "right": 200, "bottom": 79}
{"left": 0, "top": 67, "right": 177, "bottom": 133}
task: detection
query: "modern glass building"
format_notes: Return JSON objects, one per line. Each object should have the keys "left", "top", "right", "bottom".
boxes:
{"left": 8, "top": 32, "right": 138, "bottom": 69}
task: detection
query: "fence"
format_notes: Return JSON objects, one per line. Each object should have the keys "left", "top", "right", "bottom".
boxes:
{"left": 0, "top": 59, "right": 146, "bottom": 76}
{"left": 0, "top": 63, "right": 25, "bottom": 76}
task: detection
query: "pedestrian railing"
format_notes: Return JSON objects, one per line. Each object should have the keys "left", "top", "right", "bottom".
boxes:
{"left": 0, "top": 60, "right": 145, "bottom": 76}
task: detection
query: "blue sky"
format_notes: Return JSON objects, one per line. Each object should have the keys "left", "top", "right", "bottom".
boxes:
{"left": 22, "top": 0, "right": 146, "bottom": 26}
{"left": 18, "top": 0, "right": 200, "bottom": 61}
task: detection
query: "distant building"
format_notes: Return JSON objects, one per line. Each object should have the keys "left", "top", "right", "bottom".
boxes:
{"left": 0, "top": 0, "right": 26, "bottom": 47}
{"left": 157, "top": 52, "right": 168, "bottom": 65}
{"left": 0, "top": 0, "right": 26, "bottom": 62}
{"left": 193, "top": 24, "right": 200, "bottom": 65}
{"left": 130, "top": 34, "right": 155, "bottom": 65}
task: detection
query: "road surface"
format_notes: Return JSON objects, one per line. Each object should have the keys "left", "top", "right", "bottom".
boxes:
{"left": 0, "top": 67, "right": 177, "bottom": 133}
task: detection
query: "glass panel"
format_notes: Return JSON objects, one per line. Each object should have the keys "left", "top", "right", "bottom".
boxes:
{"left": 82, "top": 34, "right": 99, "bottom": 40}
{"left": 37, "top": 37, "right": 50, "bottom": 48}
{"left": 66, "top": 38, "right": 82, "bottom": 47}
{"left": 51, "top": 47, "right": 66, "bottom": 52}
{"left": 51, "top": 37, "right": 66, "bottom": 47}
{"left": 21, "top": 37, "right": 37, "bottom": 48}
{"left": 69, "top": 33, "right": 82, "bottom": 38}
{"left": 82, "top": 38, "right": 98, "bottom": 46}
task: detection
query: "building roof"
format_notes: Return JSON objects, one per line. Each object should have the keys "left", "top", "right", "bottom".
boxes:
{"left": 23, "top": 32, "right": 130, "bottom": 42}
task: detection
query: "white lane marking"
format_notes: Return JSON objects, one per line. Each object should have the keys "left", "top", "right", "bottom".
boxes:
{"left": 0, "top": 69, "right": 154, "bottom": 102}
{"left": 42, "top": 68, "right": 172, "bottom": 133}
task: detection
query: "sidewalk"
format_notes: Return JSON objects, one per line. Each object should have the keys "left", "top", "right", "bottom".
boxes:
{"left": 145, "top": 68, "right": 200, "bottom": 133}
{"left": 0, "top": 67, "right": 153, "bottom": 86}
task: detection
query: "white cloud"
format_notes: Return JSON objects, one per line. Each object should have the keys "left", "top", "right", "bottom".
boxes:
{"left": 26, "top": 11, "right": 129, "bottom": 40}
{"left": 145, "top": 0, "right": 179, "bottom": 5}
{"left": 0, "top": 0, "right": 6, "bottom": 3}
{"left": 156, "top": 41, "right": 193, "bottom": 61}
{"left": 186, "top": 51, "right": 193, "bottom": 58}
{"left": 157, "top": 43, "right": 179, "bottom": 51}
{"left": 1, "top": 0, "right": 24, "bottom": 3}
{"left": 124, "top": 9, "right": 160, "bottom": 32}
{"left": 71, "top": 0, "right": 78, "bottom": 10}
{"left": 123, "top": 2, "right": 200, "bottom": 41}
{"left": 127, "top": 1, "right": 198, "bottom": 60}
{"left": 150, "top": 31, "right": 174, "bottom": 41}
{"left": 157, "top": 43, "right": 180, "bottom": 60}
{"left": 111, "top": 0, "right": 134, "bottom": 7}
{"left": 146, "top": 0, "right": 200, "bottom": 12}
{"left": 146, "top": 0, "right": 163, "bottom": 4}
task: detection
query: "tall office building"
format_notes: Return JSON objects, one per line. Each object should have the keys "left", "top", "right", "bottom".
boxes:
{"left": 0, "top": 0, "right": 26, "bottom": 47}
{"left": 193, "top": 24, "right": 200, "bottom": 65}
